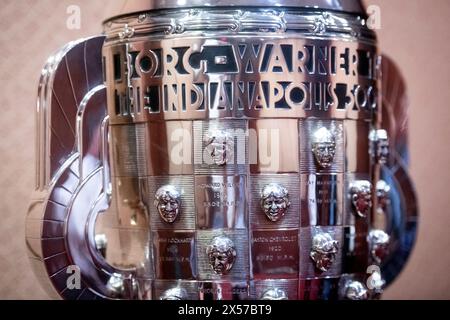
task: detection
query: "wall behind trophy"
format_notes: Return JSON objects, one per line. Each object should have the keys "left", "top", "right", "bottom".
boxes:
{"left": 0, "top": 0, "right": 448, "bottom": 300}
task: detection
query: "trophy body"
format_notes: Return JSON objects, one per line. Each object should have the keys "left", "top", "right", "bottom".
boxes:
{"left": 26, "top": 0, "right": 418, "bottom": 300}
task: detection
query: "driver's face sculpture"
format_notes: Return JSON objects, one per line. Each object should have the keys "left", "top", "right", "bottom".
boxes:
{"left": 204, "top": 130, "right": 233, "bottom": 166}
{"left": 310, "top": 232, "right": 339, "bottom": 272}
{"left": 206, "top": 236, "right": 237, "bottom": 275}
{"left": 370, "top": 129, "right": 389, "bottom": 164}
{"left": 311, "top": 127, "right": 336, "bottom": 168}
{"left": 260, "top": 288, "right": 289, "bottom": 300}
{"left": 160, "top": 287, "right": 188, "bottom": 300}
{"left": 154, "top": 185, "right": 181, "bottom": 224}
{"left": 261, "top": 183, "right": 291, "bottom": 222}
{"left": 349, "top": 181, "right": 373, "bottom": 218}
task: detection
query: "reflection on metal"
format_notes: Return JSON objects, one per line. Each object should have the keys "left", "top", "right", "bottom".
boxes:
{"left": 260, "top": 288, "right": 289, "bottom": 300}
{"left": 368, "top": 229, "right": 390, "bottom": 264}
{"left": 344, "top": 281, "right": 369, "bottom": 301}
{"left": 310, "top": 232, "right": 339, "bottom": 272}
{"left": 370, "top": 129, "right": 390, "bottom": 164}
{"left": 160, "top": 287, "right": 188, "bottom": 300}
{"left": 349, "top": 180, "right": 373, "bottom": 218}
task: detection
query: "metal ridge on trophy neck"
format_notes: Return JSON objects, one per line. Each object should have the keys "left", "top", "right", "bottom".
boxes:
{"left": 108, "top": 0, "right": 366, "bottom": 21}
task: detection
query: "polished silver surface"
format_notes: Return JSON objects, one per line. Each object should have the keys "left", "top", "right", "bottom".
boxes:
{"left": 206, "top": 235, "right": 237, "bottom": 276}
{"left": 27, "top": 0, "right": 418, "bottom": 300}
{"left": 349, "top": 180, "right": 373, "bottom": 218}
{"left": 197, "top": 230, "right": 248, "bottom": 280}
{"left": 154, "top": 185, "right": 182, "bottom": 223}
{"left": 343, "top": 280, "right": 368, "bottom": 300}
{"left": 250, "top": 175, "right": 300, "bottom": 229}
{"left": 300, "top": 227, "right": 343, "bottom": 278}
{"left": 376, "top": 179, "right": 391, "bottom": 215}
{"left": 310, "top": 232, "right": 339, "bottom": 272}
{"left": 312, "top": 127, "right": 336, "bottom": 169}
{"left": 260, "top": 288, "right": 288, "bottom": 300}
{"left": 370, "top": 129, "right": 390, "bottom": 164}
{"left": 253, "top": 279, "right": 298, "bottom": 300}
{"left": 195, "top": 175, "right": 247, "bottom": 229}
{"left": 109, "top": 0, "right": 366, "bottom": 21}
{"left": 260, "top": 183, "right": 291, "bottom": 222}
{"left": 368, "top": 229, "right": 390, "bottom": 264}
{"left": 204, "top": 130, "right": 234, "bottom": 166}
{"left": 160, "top": 287, "right": 188, "bottom": 300}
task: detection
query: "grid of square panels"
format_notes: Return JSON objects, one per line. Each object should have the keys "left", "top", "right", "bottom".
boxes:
{"left": 138, "top": 118, "right": 372, "bottom": 299}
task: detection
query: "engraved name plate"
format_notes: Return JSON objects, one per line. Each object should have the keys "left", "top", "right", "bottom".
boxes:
{"left": 194, "top": 120, "right": 248, "bottom": 175}
{"left": 342, "top": 225, "right": 369, "bottom": 274}
{"left": 153, "top": 231, "right": 197, "bottom": 280}
{"left": 250, "top": 175, "right": 299, "bottom": 229}
{"left": 252, "top": 279, "right": 298, "bottom": 300}
{"left": 154, "top": 280, "right": 199, "bottom": 300}
{"left": 300, "top": 226, "right": 343, "bottom": 279}
{"left": 299, "top": 120, "right": 344, "bottom": 173}
{"left": 197, "top": 230, "right": 249, "bottom": 280}
{"left": 251, "top": 230, "right": 299, "bottom": 278}
{"left": 148, "top": 176, "right": 195, "bottom": 230}
{"left": 301, "top": 174, "right": 344, "bottom": 226}
{"left": 298, "top": 277, "right": 340, "bottom": 300}
{"left": 195, "top": 175, "right": 247, "bottom": 230}
{"left": 199, "top": 281, "right": 249, "bottom": 300}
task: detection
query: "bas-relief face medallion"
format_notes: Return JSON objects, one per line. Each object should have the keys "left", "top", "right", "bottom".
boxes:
{"left": 369, "top": 129, "right": 389, "bottom": 164}
{"left": 260, "top": 288, "right": 289, "bottom": 300}
{"left": 376, "top": 180, "right": 391, "bottom": 214}
{"left": 204, "top": 130, "right": 234, "bottom": 166}
{"left": 309, "top": 232, "right": 339, "bottom": 272}
{"left": 154, "top": 185, "right": 181, "bottom": 224}
{"left": 368, "top": 229, "right": 390, "bottom": 264}
{"left": 344, "top": 281, "right": 369, "bottom": 300}
{"left": 160, "top": 287, "right": 188, "bottom": 300}
{"left": 311, "top": 127, "right": 336, "bottom": 169}
{"left": 261, "top": 183, "right": 291, "bottom": 222}
{"left": 349, "top": 180, "right": 373, "bottom": 218}
{"left": 206, "top": 236, "right": 237, "bottom": 275}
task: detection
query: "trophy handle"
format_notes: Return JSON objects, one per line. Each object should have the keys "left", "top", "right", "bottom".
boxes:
{"left": 376, "top": 55, "right": 419, "bottom": 286}
{"left": 26, "top": 36, "right": 138, "bottom": 300}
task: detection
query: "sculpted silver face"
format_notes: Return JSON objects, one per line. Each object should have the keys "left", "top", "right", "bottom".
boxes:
{"left": 206, "top": 236, "right": 237, "bottom": 275}
{"left": 310, "top": 232, "right": 339, "bottom": 272}
{"left": 344, "top": 281, "right": 369, "bottom": 300}
{"left": 368, "top": 229, "right": 390, "bottom": 264}
{"left": 204, "top": 130, "right": 233, "bottom": 166}
{"left": 370, "top": 129, "right": 390, "bottom": 164}
{"left": 154, "top": 185, "right": 181, "bottom": 223}
{"left": 160, "top": 287, "right": 188, "bottom": 300}
{"left": 349, "top": 181, "right": 373, "bottom": 218}
{"left": 261, "top": 183, "right": 291, "bottom": 222}
{"left": 260, "top": 288, "right": 288, "bottom": 300}
{"left": 376, "top": 180, "right": 391, "bottom": 214}
{"left": 311, "top": 127, "right": 336, "bottom": 168}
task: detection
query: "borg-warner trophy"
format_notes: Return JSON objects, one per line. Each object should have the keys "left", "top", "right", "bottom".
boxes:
{"left": 26, "top": 0, "right": 418, "bottom": 300}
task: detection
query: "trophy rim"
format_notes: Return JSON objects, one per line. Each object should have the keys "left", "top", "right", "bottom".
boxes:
{"left": 106, "top": 0, "right": 366, "bottom": 22}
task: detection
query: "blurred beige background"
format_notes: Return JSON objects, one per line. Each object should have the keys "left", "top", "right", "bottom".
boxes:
{"left": 0, "top": 0, "right": 448, "bottom": 299}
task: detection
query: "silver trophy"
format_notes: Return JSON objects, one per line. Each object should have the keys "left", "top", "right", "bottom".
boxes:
{"left": 26, "top": 0, "right": 418, "bottom": 300}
